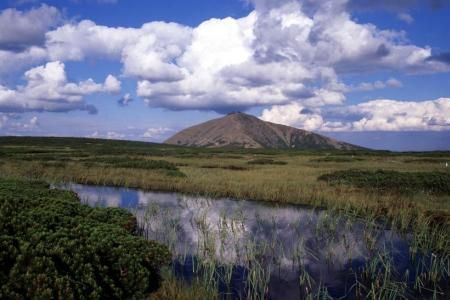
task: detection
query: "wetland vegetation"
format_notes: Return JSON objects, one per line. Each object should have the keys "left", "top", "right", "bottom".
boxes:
{"left": 319, "top": 169, "right": 450, "bottom": 195}
{"left": 0, "top": 136, "right": 449, "bottom": 299}
{"left": 60, "top": 183, "right": 449, "bottom": 299}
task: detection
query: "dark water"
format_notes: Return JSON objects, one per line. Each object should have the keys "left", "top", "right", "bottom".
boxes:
{"left": 60, "top": 183, "right": 447, "bottom": 299}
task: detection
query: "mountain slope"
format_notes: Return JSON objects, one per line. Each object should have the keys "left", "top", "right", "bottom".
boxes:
{"left": 165, "top": 112, "right": 362, "bottom": 150}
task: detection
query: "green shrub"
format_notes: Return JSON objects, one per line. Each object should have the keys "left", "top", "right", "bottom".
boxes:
{"left": 15, "top": 154, "right": 73, "bottom": 162}
{"left": 247, "top": 158, "right": 287, "bottom": 165}
{"left": 318, "top": 169, "right": 450, "bottom": 195}
{"left": 222, "top": 165, "right": 248, "bottom": 171}
{"left": 82, "top": 157, "right": 179, "bottom": 171}
{"left": 114, "top": 159, "right": 178, "bottom": 171}
{"left": 0, "top": 178, "right": 171, "bottom": 299}
{"left": 311, "top": 156, "right": 364, "bottom": 163}
{"left": 80, "top": 157, "right": 187, "bottom": 177}
{"left": 403, "top": 158, "right": 449, "bottom": 164}
{"left": 200, "top": 164, "right": 249, "bottom": 171}
{"left": 165, "top": 170, "right": 187, "bottom": 178}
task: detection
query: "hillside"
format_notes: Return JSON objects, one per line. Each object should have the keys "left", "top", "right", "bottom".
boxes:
{"left": 165, "top": 112, "right": 362, "bottom": 150}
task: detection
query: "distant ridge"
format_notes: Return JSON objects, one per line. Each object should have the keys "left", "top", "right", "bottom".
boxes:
{"left": 165, "top": 112, "right": 362, "bottom": 150}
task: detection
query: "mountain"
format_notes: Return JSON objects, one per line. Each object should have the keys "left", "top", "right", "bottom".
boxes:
{"left": 165, "top": 112, "right": 362, "bottom": 150}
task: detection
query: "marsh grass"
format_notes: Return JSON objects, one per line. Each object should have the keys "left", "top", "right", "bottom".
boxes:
{"left": 1, "top": 157, "right": 448, "bottom": 228}
{"left": 150, "top": 268, "right": 218, "bottom": 300}
{"left": 131, "top": 197, "right": 449, "bottom": 299}
{"left": 40, "top": 161, "right": 67, "bottom": 168}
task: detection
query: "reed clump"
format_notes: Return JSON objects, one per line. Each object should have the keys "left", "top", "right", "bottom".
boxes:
{"left": 132, "top": 196, "right": 449, "bottom": 299}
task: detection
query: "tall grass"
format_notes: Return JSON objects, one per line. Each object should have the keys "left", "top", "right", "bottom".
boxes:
{"left": 1, "top": 158, "right": 447, "bottom": 232}
{"left": 130, "top": 199, "right": 449, "bottom": 299}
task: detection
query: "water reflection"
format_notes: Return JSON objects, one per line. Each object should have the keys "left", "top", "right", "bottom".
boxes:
{"left": 61, "top": 183, "right": 431, "bottom": 299}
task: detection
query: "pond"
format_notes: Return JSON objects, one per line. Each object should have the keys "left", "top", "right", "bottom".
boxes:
{"left": 60, "top": 183, "right": 448, "bottom": 299}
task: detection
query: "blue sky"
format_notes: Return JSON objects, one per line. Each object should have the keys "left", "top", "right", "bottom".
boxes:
{"left": 0, "top": 0, "right": 450, "bottom": 151}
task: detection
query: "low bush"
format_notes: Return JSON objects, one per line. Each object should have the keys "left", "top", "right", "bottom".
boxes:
{"left": 82, "top": 157, "right": 179, "bottom": 171}
{"left": 13, "top": 153, "right": 73, "bottom": 162}
{"left": 0, "top": 178, "right": 170, "bottom": 299}
{"left": 200, "top": 164, "right": 220, "bottom": 169}
{"left": 403, "top": 158, "right": 449, "bottom": 164}
{"left": 165, "top": 170, "right": 187, "bottom": 177}
{"left": 200, "top": 164, "right": 249, "bottom": 171}
{"left": 311, "top": 156, "right": 364, "bottom": 163}
{"left": 247, "top": 158, "right": 287, "bottom": 165}
{"left": 318, "top": 169, "right": 450, "bottom": 195}
{"left": 114, "top": 159, "right": 178, "bottom": 171}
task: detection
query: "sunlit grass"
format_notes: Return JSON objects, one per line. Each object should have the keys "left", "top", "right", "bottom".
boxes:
{"left": 0, "top": 140, "right": 449, "bottom": 227}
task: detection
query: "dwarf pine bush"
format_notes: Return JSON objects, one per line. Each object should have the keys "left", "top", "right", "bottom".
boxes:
{"left": 0, "top": 178, "right": 171, "bottom": 299}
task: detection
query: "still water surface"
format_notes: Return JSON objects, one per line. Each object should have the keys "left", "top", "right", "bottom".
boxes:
{"left": 60, "top": 183, "right": 432, "bottom": 299}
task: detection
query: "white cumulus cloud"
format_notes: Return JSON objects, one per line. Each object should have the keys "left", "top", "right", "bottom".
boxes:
{"left": 0, "top": 4, "right": 60, "bottom": 51}
{"left": 0, "top": 0, "right": 449, "bottom": 120}
{"left": 260, "top": 98, "right": 450, "bottom": 132}
{"left": 0, "top": 5, "right": 59, "bottom": 74}
{"left": 0, "top": 114, "right": 40, "bottom": 132}
{"left": 347, "top": 78, "right": 402, "bottom": 92}
{"left": 142, "top": 127, "right": 172, "bottom": 139}
{"left": 397, "top": 13, "right": 414, "bottom": 24}
{"left": 0, "top": 61, "right": 121, "bottom": 113}
{"left": 118, "top": 93, "right": 133, "bottom": 106}
{"left": 261, "top": 102, "right": 324, "bottom": 131}
{"left": 35, "top": 0, "right": 448, "bottom": 112}
{"left": 106, "top": 131, "right": 126, "bottom": 139}
{"left": 339, "top": 98, "right": 450, "bottom": 131}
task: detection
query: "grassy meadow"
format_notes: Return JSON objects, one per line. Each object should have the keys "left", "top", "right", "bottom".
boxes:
{"left": 0, "top": 136, "right": 449, "bottom": 227}
{"left": 0, "top": 136, "right": 449, "bottom": 299}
